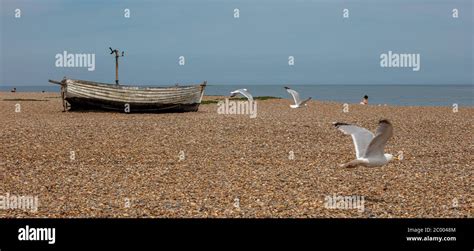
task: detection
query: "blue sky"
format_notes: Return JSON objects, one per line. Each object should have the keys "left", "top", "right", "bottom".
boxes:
{"left": 0, "top": 0, "right": 472, "bottom": 86}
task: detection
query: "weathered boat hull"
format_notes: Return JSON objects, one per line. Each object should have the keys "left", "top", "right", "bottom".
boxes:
{"left": 49, "top": 78, "right": 206, "bottom": 113}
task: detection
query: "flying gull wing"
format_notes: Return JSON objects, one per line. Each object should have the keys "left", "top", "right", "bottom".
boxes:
{"left": 365, "top": 120, "right": 393, "bottom": 159}
{"left": 285, "top": 87, "right": 301, "bottom": 105}
{"left": 299, "top": 97, "right": 312, "bottom": 106}
{"left": 230, "top": 89, "right": 253, "bottom": 101}
{"left": 333, "top": 122, "right": 375, "bottom": 159}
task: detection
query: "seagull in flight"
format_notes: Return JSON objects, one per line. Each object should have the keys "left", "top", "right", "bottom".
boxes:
{"left": 230, "top": 89, "right": 254, "bottom": 101}
{"left": 284, "top": 86, "right": 311, "bottom": 108}
{"left": 333, "top": 119, "right": 395, "bottom": 168}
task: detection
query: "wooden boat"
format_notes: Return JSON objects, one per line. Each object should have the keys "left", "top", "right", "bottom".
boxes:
{"left": 49, "top": 78, "right": 207, "bottom": 113}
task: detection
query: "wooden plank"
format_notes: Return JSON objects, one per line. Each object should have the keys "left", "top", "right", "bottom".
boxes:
{"left": 48, "top": 79, "right": 64, "bottom": 85}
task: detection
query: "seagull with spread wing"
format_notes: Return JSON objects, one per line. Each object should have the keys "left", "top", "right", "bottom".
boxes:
{"left": 284, "top": 86, "right": 311, "bottom": 108}
{"left": 333, "top": 119, "right": 396, "bottom": 168}
{"left": 230, "top": 89, "right": 254, "bottom": 101}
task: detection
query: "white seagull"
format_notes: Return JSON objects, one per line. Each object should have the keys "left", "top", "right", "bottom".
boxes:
{"left": 284, "top": 86, "right": 311, "bottom": 108}
{"left": 333, "top": 119, "right": 395, "bottom": 168}
{"left": 230, "top": 89, "right": 254, "bottom": 101}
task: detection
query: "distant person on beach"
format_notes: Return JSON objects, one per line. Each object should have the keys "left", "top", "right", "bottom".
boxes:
{"left": 11, "top": 88, "right": 16, "bottom": 93}
{"left": 360, "top": 95, "right": 368, "bottom": 105}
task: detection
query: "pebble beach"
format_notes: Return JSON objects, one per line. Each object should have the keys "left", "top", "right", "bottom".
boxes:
{"left": 0, "top": 92, "right": 472, "bottom": 218}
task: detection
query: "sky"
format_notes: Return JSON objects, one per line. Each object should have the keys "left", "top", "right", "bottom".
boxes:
{"left": 0, "top": 0, "right": 472, "bottom": 86}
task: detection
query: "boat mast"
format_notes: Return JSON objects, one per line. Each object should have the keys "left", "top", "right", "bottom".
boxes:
{"left": 109, "top": 47, "right": 125, "bottom": 85}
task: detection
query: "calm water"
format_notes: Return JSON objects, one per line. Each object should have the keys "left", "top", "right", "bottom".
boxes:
{"left": 1, "top": 85, "right": 472, "bottom": 107}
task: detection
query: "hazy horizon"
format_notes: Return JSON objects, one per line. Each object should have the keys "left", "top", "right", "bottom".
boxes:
{"left": 1, "top": 0, "right": 472, "bottom": 86}
{"left": 2, "top": 83, "right": 473, "bottom": 87}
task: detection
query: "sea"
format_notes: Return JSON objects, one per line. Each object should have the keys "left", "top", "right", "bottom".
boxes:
{"left": 1, "top": 84, "right": 472, "bottom": 107}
